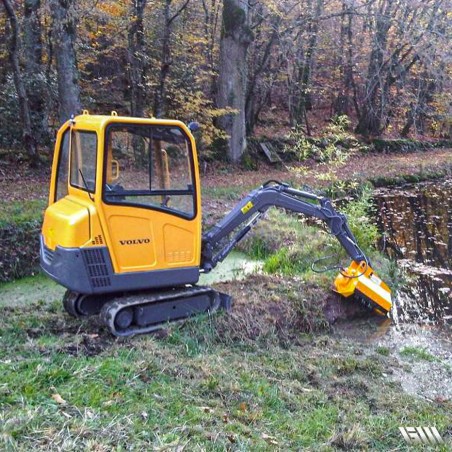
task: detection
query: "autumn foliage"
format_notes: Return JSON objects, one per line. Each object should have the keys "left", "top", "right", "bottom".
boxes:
{"left": 1, "top": 0, "right": 451, "bottom": 164}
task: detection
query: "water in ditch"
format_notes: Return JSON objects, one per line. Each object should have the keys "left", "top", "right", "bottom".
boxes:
{"left": 375, "top": 179, "right": 452, "bottom": 328}
{"left": 333, "top": 181, "right": 452, "bottom": 399}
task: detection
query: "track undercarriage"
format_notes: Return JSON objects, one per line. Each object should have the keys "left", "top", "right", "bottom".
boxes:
{"left": 63, "top": 287, "right": 232, "bottom": 336}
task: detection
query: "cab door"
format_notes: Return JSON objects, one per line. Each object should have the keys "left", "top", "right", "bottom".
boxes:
{"left": 98, "top": 121, "right": 201, "bottom": 275}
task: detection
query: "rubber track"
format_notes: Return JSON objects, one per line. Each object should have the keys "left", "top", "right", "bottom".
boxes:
{"left": 100, "top": 286, "right": 223, "bottom": 337}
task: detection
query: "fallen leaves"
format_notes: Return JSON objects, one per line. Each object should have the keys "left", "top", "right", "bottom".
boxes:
{"left": 51, "top": 393, "right": 67, "bottom": 405}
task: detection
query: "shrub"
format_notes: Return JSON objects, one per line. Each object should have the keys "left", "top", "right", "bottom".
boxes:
{"left": 0, "top": 221, "right": 41, "bottom": 282}
{"left": 283, "top": 115, "right": 368, "bottom": 164}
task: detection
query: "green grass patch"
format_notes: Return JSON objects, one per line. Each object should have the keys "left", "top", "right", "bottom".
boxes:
{"left": 376, "top": 346, "right": 390, "bottom": 356}
{"left": 0, "top": 290, "right": 451, "bottom": 450}
{"left": 0, "top": 199, "right": 46, "bottom": 227}
{"left": 202, "top": 185, "right": 252, "bottom": 201}
{"left": 400, "top": 346, "right": 438, "bottom": 362}
{"left": 0, "top": 272, "right": 65, "bottom": 307}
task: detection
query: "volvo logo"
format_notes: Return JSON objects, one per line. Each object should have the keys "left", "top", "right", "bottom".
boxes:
{"left": 119, "top": 238, "right": 151, "bottom": 245}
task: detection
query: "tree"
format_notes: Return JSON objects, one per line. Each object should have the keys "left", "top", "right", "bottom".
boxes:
{"left": 128, "top": 0, "right": 147, "bottom": 118}
{"left": 333, "top": 0, "right": 358, "bottom": 117}
{"left": 245, "top": 2, "right": 282, "bottom": 135}
{"left": 2, "top": 0, "right": 39, "bottom": 166}
{"left": 217, "top": 0, "right": 253, "bottom": 163}
{"left": 23, "top": 0, "right": 50, "bottom": 144}
{"left": 292, "top": 0, "right": 323, "bottom": 130}
{"left": 153, "top": 0, "right": 190, "bottom": 118}
{"left": 1, "top": 0, "right": 452, "bottom": 159}
{"left": 50, "top": 0, "right": 81, "bottom": 122}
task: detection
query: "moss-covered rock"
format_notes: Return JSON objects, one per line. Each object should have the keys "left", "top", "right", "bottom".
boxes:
{"left": 370, "top": 138, "right": 452, "bottom": 153}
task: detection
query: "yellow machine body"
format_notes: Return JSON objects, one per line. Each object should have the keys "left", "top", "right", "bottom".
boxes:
{"left": 41, "top": 112, "right": 203, "bottom": 294}
{"left": 334, "top": 261, "right": 392, "bottom": 314}
{"left": 41, "top": 111, "right": 392, "bottom": 335}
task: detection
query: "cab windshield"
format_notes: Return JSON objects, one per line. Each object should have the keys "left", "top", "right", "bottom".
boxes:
{"left": 103, "top": 124, "right": 195, "bottom": 218}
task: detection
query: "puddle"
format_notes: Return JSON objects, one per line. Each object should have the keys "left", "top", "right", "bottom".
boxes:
{"left": 0, "top": 252, "right": 260, "bottom": 309}
{"left": 375, "top": 179, "right": 452, "bottom": 328}
{"left": 333, "top": 317, "right": 452, "bottom": 400}
{"left": 0, "top": 273, "right": 65, "bottom": 307}
{"left": 199, "top": 251, "right": 262, "bottom": 285}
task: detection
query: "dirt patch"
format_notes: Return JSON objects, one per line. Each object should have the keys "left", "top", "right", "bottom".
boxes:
{"left": 323, "top": 293, "right": 371, "bottom": 324}
{"left": 59, "top": 333, "right": 116, "bottom": 357}
{"left": 209, "top": 274, "right": 378, "bottom": 344}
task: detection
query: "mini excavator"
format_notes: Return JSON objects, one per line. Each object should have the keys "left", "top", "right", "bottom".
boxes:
{"left": 40, "top": 112, "right": 392, "bottom": 336}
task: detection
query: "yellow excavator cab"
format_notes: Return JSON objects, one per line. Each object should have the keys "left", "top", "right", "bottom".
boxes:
{"left": 41, "top": 112, "right": 203, "bottom": 293}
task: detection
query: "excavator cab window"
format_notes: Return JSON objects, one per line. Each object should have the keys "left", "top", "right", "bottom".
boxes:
{"left": 69, "top": 131, "right": 98, "bottom": 192}
{"left": 55, "top": 129, "right": 70, "bottom": 201}
{"left": 103, "top": 124, "right": 195, "bottom": 218}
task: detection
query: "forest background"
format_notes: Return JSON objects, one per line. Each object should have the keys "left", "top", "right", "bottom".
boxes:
{"left": 1, "top": 0, "right": 452, "bottom": 166}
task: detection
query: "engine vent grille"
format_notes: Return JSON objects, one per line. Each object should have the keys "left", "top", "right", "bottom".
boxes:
{"left": 92, "top": 235, "right": 104, "bottom": 245}
{"left": 83, "top": 248, "right": 111, "bottom": 288}
{"left": 43, "top": 245, "right": 54, "bottom": 264}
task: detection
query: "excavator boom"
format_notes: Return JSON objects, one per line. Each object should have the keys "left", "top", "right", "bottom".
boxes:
{"left": 201, "top": 181, "right": 392, "bottom": 315}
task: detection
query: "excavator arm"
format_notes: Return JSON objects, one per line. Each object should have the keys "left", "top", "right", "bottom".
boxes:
{"left": 201, "top": 181, "right": 392, "bottom": 314}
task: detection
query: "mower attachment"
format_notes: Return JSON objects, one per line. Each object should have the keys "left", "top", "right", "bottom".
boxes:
{"left": 334, "top": 261, "right": 392, "bottom": 315}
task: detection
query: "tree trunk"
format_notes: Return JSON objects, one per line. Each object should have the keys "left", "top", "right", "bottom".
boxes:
{"left": 23, "top": 0, "right": 50, "bottom": 145}
{"left": 401, "top": 69, "right": 435, "bottom": 137}
{"left": 201, "top": 0, "right": 221, "bottom": 99}
{"left": 334, "top": 0, "right": 356, "bottom": 117}
{"left": 355, "top": 0, "right": 394, "bottom": 136}
{"left": 217, "top": 0, "right": 252, "bottom": 163}
{"left": 128, "top": 0, "right": 147, "bottom": 118}
{"left": 293, "top": 0, "right": 323, "bottom": 127}
{"left": 154, "top": 0, "right": 190, "bottom": 118}
{"left": 154, "top": 0, "right": 172, "bottom": 118}
{"left": 245, "top": 10, "right": 280, "bottom": 135}
{"left": 50, "top": 0, "right": 81, "bottom": 122}
{"left": 2, "top": 0, "right": 39, "bottom": 166}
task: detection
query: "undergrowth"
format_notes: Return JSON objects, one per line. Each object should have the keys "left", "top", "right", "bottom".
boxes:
{"left": 283, "top": 115, "right": 368, "bottom": 164}
{"left": 238, "top": 187, "right": 394, "bottom": 284}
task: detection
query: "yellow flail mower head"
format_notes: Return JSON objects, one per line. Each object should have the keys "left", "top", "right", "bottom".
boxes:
{"left": 334, "top": 261, "right": 392, "bottom": 315}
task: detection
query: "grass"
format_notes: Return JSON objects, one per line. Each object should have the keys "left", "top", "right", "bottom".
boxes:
{"left": 0, "top": 199, "right": 46, "bottom": 227}
{"left": 400, "top": 346, "right": 439, "bottom": 362}
{"left": 202, "top": 185, "right": 253, "bottom": 201}
{"left": 237, "top": 196, "right": 399, "bottom": 293}
{"left": 238, "top": 208, "right": 340, "bottom": 282}
{"left": 376, "top": 346, "right": 390, "bottom": 356}
{"left": 0, "top": 273, "right": 65, "bottom": 307}
{"left": 0, "top": 280, "right": 451, "bottom": 450}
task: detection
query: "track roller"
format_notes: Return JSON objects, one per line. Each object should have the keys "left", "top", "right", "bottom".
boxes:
{"left": 62, "top": 290, "right": 110, "bottom": 317}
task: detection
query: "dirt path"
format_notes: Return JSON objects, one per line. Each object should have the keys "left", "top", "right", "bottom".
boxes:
{"left": 2, "top": 147, "right": 452, "bottom": 204}
{"left": 201, "top": 148, "right": 452, "bottom": 191}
